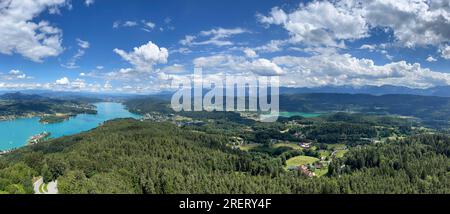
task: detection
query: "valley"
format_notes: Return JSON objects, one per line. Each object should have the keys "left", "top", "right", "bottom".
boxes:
{"left": 0, "top": 92, "right": 448, "bottom": 194}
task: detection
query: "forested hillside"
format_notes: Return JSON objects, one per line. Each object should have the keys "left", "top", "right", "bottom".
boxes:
{"left": 124, "top": 93, "right": 450, "bottom": 128}
{"left": 0, "top": 119, "right": 448, "bottom": 194}
{"left": 280, "top": 93, "right": 450, "bottom": 127}
{"left": 0, "top": 92, "right": 97, "bottom": 120}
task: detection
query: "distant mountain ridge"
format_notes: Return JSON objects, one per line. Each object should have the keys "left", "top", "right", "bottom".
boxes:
{"left": 279, "top": 93, "right": 450, "bottom": 128}
{"left": 0, "top": 92, "right": 48, "bottom": 101}
{"left": 2, "top": 85, "right": 450, "bottom": 98}
{"left": 0, "top": 90, "right": 136, "bottom": 103}
{"left": 0, "top": 92, "right": 97, "bottom": 119}
{"left": 150, "top": 85, "right": 450, "bottom": 98}
{"left": 279, "top": 85, "right": 450, "bottom": 97}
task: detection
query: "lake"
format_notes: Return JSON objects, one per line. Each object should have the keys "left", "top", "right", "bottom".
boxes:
{"left": 279, "top": 111, "right": 322, "bottom": 118}
{"left": 0, "top": 102, "right": 140, "bottom": 151}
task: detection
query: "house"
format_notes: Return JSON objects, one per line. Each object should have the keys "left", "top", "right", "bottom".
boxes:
{"left": 298, "top": 165, "right": 316, "bottom": 177}
{"left": 293, "top": 132, "right": 305, "bottom": 138}
{"left": 299, "top": 142, "right": 312, "bottom": 149}
{"left": 314, "top": 162, "right": 324, "bottom": 169}
{"left": 176, "top": 120, "right": 205, "bottom": 127}
{"left": 287, "top": 164, "right": 317, "bottom": 177}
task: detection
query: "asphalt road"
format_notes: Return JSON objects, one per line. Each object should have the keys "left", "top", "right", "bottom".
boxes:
{"left": 33, "top": 177, "right": 58, "bottom": 194}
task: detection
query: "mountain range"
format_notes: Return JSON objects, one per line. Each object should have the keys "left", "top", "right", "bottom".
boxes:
{"left": 279, "top": 85, "right": 450, "bottom": 97}
{"left": 3, "top": 85, "right": 450, "bottom": 97}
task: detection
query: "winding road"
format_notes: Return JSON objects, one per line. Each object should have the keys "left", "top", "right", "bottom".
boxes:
{"left": 33, "top": 177, "right": 58, "bottom": 194}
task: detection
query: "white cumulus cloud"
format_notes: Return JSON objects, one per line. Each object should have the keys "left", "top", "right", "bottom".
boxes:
{"left": 258, "top": 0, "right": 450, "bottom": 49}
{"left": 56, "top": 77, "right": 70, "bottom": 85}
{"left": 273, "top": 53, "right": 450, "bottom": 88}
{"left": 243, "top": 48, "right": 258, "bottom": 58}
{"left": 0, "top": 0, "right": 67, "bottom": 62}
{"left": 440, "top": 45, "right": 450, "bottom": 60}
{"left": 249, "top": 58, "right": 284, "bottom": 76}
{"left": 1, "top": 69, "right": 30, "bottom": 80}
{"left": 258, "top": 1, "right": 368, "bottom": 47}
{"left": 114, "top": 41, "right": 169, "bottom": 72}
{"left": 193, "top": 54, "right": 283, "bottom": 76}
{"left": 426, "top": 56, "right": 437, "bottom": 62}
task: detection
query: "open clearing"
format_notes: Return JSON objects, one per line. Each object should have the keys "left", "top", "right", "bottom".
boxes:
{"left": 335, "top": 150, "right": 348, "bottom": 158}
{"left": 273, "top": 143, "right": 303, "bottom": 150}
{"left": 285, "top": 155, "right": 319, "bottom": 169}
{"left": 314, "top": 168, "right": 329, "bottom": 177}
{"left": 238, "top": 144, "right": 261, "bottom": 151}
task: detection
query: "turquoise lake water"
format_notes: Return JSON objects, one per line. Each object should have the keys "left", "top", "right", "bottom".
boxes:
{"left": 0, "top": 102, "right": 140, "bottom": 151}
{"left": 279, "top": 111, "right": 322, "bottom": 118}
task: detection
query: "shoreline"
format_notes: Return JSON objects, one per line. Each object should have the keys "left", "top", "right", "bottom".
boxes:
{"left": 0, "top": 110, "right": 98, "bottom": 123}
{"left": 0, "top": 113, "right": 42, "bottom": 121}
{"left": 0, "top": 102, "right": 136, "bottom": 152}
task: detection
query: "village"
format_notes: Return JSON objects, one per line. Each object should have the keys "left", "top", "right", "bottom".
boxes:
{"left": 0, "top": 112, "right": 42, "bottom": 121}
{"left": 140, "top": 112, "right": 207, "bottom": 127}
{"left": 237, "top": 139, "right": 349, "bottom": 177}
{"left": 0, "top": 149, "right": 14, "bottom": 156}
{"left": 27, "top": 132, "right": 51, "bottom": 145}
{"left": 0, "top": 132, "right": 51, "bottom": 156}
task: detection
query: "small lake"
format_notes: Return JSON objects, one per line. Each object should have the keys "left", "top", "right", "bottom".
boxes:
{"left": 279, "top": 112, "right": 322, "bottom": 118}
{"left": 0, "top": 102, "right": 140, "bottom": 151}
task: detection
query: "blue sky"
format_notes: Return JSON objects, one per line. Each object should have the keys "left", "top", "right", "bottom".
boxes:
{"left": 1, "top": 0, "right": 450, "bottom": 93}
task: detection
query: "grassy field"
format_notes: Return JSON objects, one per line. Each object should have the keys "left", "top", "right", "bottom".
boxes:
{"left": 285, "top": 155, "right": 319, "bottom": 169}
{"left": 314, "top": 168, "right": 329, "bottom": 177}
{"left": 238, "top": 144, "right": 261, "bottom": 151}
{"left": 273, "top": 142, "right": 303, "bottom": 150}
{"left": 327, "top": 144, "right": 347, "bottom": 150}
{"left": 317, "top": 150, "right": 331, "bottom": 158}
{"left": 335, "top": 150, "right": 348, "bottom": 158}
